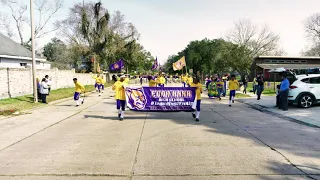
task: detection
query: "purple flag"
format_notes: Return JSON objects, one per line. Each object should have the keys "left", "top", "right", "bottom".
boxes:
{"left": 110, "top": 59, "right": 124, "bottom": 71}
{"left": 151, "top": 57, "right": 158, "bottom": 70}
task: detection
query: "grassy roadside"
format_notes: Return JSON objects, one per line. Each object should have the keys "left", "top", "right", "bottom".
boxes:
{"left": 0, "top": 84, "right": 111, "bottom": 116}
{"left": 247, "top": 82, "right": 278, "bottom": 96}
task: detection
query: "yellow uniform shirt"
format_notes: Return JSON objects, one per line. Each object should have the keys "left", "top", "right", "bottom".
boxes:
{"left": 112, "top": 81, "right": 126, "bottom": 100}
{"left": 159, "top": 77, "right": 165, "bottom": 84}
{"left": 101, "top": 78, "right": 106, "bottom": 84}
{"left": 216, "top": 81, "right": 224, "bottom": 89}
{"left": 191, "top": 83, "right": 202, "bottom": 100}
{"left": 75, "top": 82, "right": 85, "bottom": 93}
{"left": 228, "top": 80, "right": 239, "bottom": 91}
{"left": 124, "top": 78, "right": 130, "bottom": 85}
{"left": 187, "top": 77, "right": 193, "bottom": 85}
{"left": 93, "top": 76, "right": 103, "bottom": 84}
{"left": 149, "top": 80, "right": 157, "bottom": 87}
{"left": 182, "top": 76, "right": 188, "bottom": 83}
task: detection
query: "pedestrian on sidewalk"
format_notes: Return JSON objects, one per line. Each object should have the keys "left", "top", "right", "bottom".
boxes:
{"left": 45, "top": 75, "right": 52, "bottom": 96}
{"left": 191, "top": 77, "right": 202, "bottom": 122}
{"left": 256, "top": 72, "right": 264, "bottom": 100}
{"left": 228, "top": 74, "right": 239, "bottom": 107}
{"left": 40, "top": 78, "right": 49, "bottom": 104}
{"left": 73, "top": 78, "right": 85, "bottom": 107}
{"left": 279, "top": 75, "right": 289, "bottom": 111}
{"left": 112, "top": 75, "right": 126, "bottom": 121}
{"left": 36, "top": 78, "right": 41, "bottom": 99}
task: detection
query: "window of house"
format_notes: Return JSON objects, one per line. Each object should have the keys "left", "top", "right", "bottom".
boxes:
{"left": 300, "top": 60, "right": 307, "bottom": 63}
{"left": 293, "top": 60, "right": 299, "bottom": 63}
{"left": 271, "top": 60, "right": 278, "bottom": 63}
{"left": 20, "top": 63, "right": 27, "bottom": 66}
{"left": 278, "top": 60, "right": 285, "bottom": 63}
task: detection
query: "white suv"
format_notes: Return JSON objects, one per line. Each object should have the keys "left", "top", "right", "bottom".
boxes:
{"left": 269, "top": 68, "right": 320, "bottom": 108}
{"left": 288, "top": 74, "right": 320, "bottom": 108}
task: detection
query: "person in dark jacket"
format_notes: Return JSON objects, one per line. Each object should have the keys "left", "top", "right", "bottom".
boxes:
{"left": 256, "top": 73, "right": 264, "bottom": 100}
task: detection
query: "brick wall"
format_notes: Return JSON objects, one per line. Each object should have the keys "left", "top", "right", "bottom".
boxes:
{"left": 0, "top": 68, "right": 97, "bottom": 99}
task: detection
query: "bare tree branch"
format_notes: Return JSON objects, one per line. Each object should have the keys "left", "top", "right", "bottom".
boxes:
{"left": 304, "top": 13, "right": 320, "bottom": 43}
{"left": 227, "top": 19, "right": 280, "bottom": 57}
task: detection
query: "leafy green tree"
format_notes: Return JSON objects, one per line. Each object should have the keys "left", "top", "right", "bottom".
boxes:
{"left": 43, "top": 38, "right": 73, "bottom": 69}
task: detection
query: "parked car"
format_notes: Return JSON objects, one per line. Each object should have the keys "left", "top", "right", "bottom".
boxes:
{"left": 269, "top": 68, "right": 320, "bottom": 108}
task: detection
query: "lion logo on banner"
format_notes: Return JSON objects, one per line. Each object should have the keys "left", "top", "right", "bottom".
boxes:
{"left": 126, "top": 88, "right": 147, "bottom": 110}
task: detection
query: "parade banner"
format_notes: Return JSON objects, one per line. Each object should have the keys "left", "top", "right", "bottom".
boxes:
{"left": 125, "top": 87, "right": 196, "bottom": 112}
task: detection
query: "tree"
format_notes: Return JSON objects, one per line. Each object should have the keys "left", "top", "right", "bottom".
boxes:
{"left": 0, "top": 0, "right": 63, "bottom": 46}
{"left": 304, "top": 13, "right": 320, "bottom": 42}
{"left": 43, "top": 38, "right": 73, "bottom": 69}
{"left": 303, "top": 13, "right": 320, "bottom": 56}
{"left": 226, "top": 19, "right": 281, "bottom": 78}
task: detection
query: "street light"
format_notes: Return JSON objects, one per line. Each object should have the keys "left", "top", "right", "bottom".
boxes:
{"left": 30, "top": 0, "right": 37, "bottom": 103}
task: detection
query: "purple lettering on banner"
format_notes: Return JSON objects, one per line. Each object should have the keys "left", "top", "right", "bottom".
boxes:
{"left": 125, "top": 87, "right": 196, "bottom": 112}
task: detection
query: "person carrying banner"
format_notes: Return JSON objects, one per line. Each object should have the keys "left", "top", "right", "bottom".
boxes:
{"left": 191, "top": 77, "right": 202, "bottom": 122}
{"left": 148, "top": 76, "right": 158, "bottom": 87}
{"left": 112, "top": 75, "right": 126, "bottom": 121}
{"left": 73, "top": 78, "right": 85, "bottom": 107}
{"left": 182, "top": 74, "right": 187, "bottom": 87}
{"left": 124, "top": 75, "right": 130, "bottom": 85}
{"left": 187, "top": 75, "right": 193, "bottom": 87}
{"left": 158, "top": 74, "right": 165, "bottom": 87}
{"left": 228, "top": 74, "right": 239, "bottom": 107}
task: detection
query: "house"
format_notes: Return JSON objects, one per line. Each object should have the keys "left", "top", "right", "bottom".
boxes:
{"left": 0, "top": 33, "right": 51, "bottom": 69}
{"left": 251, "top": 56, "right": 320, "bottom": 81}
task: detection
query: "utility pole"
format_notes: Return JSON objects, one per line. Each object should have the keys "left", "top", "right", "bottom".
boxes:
{"left": 30, "top": 0, "right": 37, "bottom": 103}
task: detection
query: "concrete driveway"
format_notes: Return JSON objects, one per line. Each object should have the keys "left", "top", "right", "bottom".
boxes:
{"left": 0, "top": 85, "right": 319, "bottom": 180}
{"left": 237, "top": 95, "right": 320, "bottom": 128}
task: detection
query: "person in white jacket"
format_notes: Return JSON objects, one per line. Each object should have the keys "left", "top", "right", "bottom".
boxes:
{"left": 45, "top": 75, "right": 52, "bottom": 95}
{"left": 40, "top": 78, "right": 49, "bottom": 103}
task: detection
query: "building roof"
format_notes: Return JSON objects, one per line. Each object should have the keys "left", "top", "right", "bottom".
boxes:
{"left": 256, "top": 56, "right": 320, "bottom": 60}
{"left": 0, "top": 33, "right": 46, "bottom": 61}
{"left": 257, "top": 64, "right": 320, "bottom": 69}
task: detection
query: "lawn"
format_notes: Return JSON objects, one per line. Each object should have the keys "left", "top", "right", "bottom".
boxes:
{"left": 247, "top": 82, "right": 278, "bottom": 96}
{"left": 0, "top": 84, "right": 104, "bottom": 116}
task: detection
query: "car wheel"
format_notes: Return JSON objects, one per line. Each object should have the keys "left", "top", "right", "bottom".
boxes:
{"left": 298, "top": 94, "right": 314, "bottom": 108}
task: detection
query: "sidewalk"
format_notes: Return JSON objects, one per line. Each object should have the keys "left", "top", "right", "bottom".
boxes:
{"left": 237, "top": 95, "right": 320, "bottom": 128}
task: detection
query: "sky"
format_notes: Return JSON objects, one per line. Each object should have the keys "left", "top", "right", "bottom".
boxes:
{"left": 9, "top": 0, "right": 320, "bottom": 63}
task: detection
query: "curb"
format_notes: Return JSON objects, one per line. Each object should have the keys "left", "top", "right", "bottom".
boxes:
{"left": 237, "top": 99, "right": 320, "bottom": 129}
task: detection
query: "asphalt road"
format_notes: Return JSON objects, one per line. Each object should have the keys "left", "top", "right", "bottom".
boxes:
{"left": 0, "top": 84, "right": 319, "bottom": 180}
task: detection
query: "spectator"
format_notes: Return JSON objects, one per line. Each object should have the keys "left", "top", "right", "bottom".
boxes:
{"left": 279, "top": 75, "right": 290, "bottom": 111}
{"left": 36, "top": 78, "right": 41, "bottom": 99}
{"left": 45, "top": 75, "right": 52, "bottom": 96}
{"left": 40, "top": 78, "right": 49, "bottom": 104}
{"left": 256, "top": 72, "right": 264, "bottom": 100}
